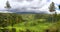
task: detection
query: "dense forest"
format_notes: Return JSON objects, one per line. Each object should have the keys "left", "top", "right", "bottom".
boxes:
{"left": 0, "top": 13, "right": 60, "bottom": 32}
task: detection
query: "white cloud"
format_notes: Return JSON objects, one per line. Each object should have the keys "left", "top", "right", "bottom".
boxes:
{"left": 52, "top": 0, "right": 60, "bottom": 5}
{"left": 0, "top": 0, "right": 60, "bottom": 14}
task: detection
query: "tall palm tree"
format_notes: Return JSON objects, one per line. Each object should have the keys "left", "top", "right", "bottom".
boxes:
{"left": 49, "top": 2, "right": 57, "bottom": 22}
{"left": 4, "top": 0, "right": 11, "bottom": 10}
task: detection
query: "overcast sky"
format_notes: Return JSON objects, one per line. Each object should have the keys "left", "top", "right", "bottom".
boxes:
{"left": 0, "top": 0, "right": 60, "bottom": 13}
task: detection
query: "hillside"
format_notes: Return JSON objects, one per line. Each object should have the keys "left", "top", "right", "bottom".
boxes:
{"left": 0, "top": 13, "right": 60, "bottom": 32}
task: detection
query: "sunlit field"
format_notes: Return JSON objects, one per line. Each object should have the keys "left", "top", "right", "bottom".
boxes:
{"left": 0, "top": 13, "right": 60, "bottom": 32}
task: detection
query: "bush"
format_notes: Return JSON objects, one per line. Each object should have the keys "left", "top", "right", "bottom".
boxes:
{"left": 0, "top": 28, "right": 10, "bottom": 32}
{"left": 19, "top": 30, "right": 25, "bottom": 32}
{"left": 12, "top": 28, "right": 16, "bottom": 32}
{"left": 26, "top": 29, "right": 31, "bottom": 32}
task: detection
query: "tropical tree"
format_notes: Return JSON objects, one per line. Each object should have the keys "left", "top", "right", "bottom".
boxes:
{"left": 49, "top": 2, "right": 57, "bottom": 22}
{"left": 58, "top": 5, "right": 60, "bottom": 9}
{"left": 5, "top": 1, "right": 11, "bottom": 9}
{"left": 49, "top": 2, "right": 55, "bottom": 12}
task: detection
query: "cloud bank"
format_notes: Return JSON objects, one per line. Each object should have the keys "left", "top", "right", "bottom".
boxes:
{"left": 0, "top": 0, "right": 60, "bottom": 14}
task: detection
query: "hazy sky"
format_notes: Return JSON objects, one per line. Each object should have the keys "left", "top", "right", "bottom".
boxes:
{"left": 0, "top": 0, "right": 60, "bottom": 8}
{"left": 0, "top": 0, "right": 51, "bottom": 9}
{"left": 0, "top": 0, "right": 60, "bottom": 13}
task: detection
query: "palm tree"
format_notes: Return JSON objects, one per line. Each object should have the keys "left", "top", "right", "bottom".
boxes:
{"left": 4, "top": 0, "right": 11, "bottom": 10}
{"left": 49, "top": 2, "right": 55, "bottom": 12}
{"left": 49, "top": 2, "right": 57, "bottom": 22}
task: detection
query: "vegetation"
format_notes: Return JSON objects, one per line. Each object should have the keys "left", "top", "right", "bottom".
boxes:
{"left": 4, "top": 1, "right": 11, "bottom": 9}
{"left": 0, "top": 13, "right": 60, "bottom": 32}
{"left": 49, "top": 2, "right": 55, "bottom": 12}
{"left": 58, "top": 5, "right": 60, "bottom": 9}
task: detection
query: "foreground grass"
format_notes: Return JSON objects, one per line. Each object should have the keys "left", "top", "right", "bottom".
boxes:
{"left": 6, "top": 22, "right": 54, "bottom": 32}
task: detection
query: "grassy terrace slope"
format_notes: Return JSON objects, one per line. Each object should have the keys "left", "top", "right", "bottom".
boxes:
{"left": 0, "top": 13, "right": 60, "bottom": 32}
